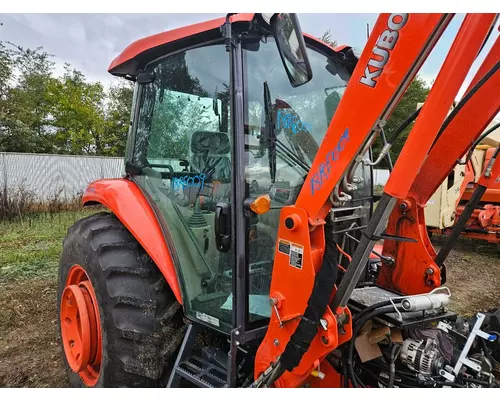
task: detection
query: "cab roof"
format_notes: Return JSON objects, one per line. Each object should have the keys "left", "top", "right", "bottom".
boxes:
{"left": 108, "top": 13, "right": 346, "bottom": 78}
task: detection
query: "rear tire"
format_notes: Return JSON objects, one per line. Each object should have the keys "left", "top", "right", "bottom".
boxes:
{"left": 57, "top": 211, "right": 185, "bottom": 387}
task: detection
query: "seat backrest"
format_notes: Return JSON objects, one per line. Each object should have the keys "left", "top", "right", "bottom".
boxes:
{"left": 190, "top": 131, "right": 231, "bottom": 181}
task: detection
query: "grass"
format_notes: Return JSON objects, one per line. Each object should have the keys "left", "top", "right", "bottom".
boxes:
{"left": 0, "top": 209, "right": 100, "bottom": 280}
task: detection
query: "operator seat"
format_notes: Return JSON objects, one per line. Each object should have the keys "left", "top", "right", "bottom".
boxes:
{"left": 190, "top": 131, "right": 231, "bottom": 181}
{"left": 188, "top": 130, "right": 231, "bottom": 203}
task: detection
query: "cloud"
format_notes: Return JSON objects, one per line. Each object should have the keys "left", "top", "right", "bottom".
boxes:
{"left": 1, "top": 12, "right": 497, "bottom": 107}
{"left": 1, "top": 13, "right": 226, "bottom": 86}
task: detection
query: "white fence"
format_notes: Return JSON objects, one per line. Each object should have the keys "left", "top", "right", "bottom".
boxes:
{"left": 0, "top": 152, "right": 125, "bottom": 202}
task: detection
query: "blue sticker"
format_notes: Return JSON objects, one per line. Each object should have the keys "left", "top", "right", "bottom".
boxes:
{"left": 276, "top": 109, "right": 312, "bottom": 135}
{"left": 310, "top": 128, "right": 350, "bottom": 195}
{"left": 173, "top": 173, "right": 206, "bottom": 191}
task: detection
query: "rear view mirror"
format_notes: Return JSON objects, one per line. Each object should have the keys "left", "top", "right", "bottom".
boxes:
{"left": 271, "top": 13, "right": 313, "bottom": 87}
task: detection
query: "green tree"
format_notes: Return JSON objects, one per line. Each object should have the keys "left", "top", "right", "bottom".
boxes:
{"left": 0, "top": 43, "right": 59, "bottom": 153}
{"left": 0, "top": 41, "right": 135, "bottom": 157}
{"left": 0, "top": 42, "right": 12, "bottom": 142}
{"left": 319, "top": 30, "right": 338, "bottom": 48}
{"left": 148, "top": 91, "right": 219, "bottom": 160}
{"left": 51, "top": 65, "right": 107, "bottom": 154}
{"left": 0, "top": 42, "right": 12, "bottom": 97}
{"left": 374, "top": 76, "right": 430, "bottom": 166}
{"left": 101, "top": 80, "right": 134, "bottom": 157}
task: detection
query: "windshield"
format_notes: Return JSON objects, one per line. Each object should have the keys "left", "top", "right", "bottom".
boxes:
{"left": 244, "top": 38, "right": 350, "bottom": 196}
{"left": 242, "top": 38, "right": 351, "bottom": 324}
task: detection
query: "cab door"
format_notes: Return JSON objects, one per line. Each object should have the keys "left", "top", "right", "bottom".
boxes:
{"left": 129, "top": 41, "right": 237, "bottom": 332}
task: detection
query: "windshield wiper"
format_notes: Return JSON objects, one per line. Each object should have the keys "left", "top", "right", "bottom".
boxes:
{"left": 263, "top": 81, "right": 310, "bottom": 181}
{"left": 263, "top": 81, "right": 277, "bottom": 183}
{"left": 276, "top": 140, "right": 310, "bottom": 173}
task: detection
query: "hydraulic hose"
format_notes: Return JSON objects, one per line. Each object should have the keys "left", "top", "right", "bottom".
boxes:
{"left": 347, "top": 305, "right": 405, "bottom": 388}
{"left": 431, "top": 60, "right": 500, "bottom": 149}
{"left": 463, "top": 121, "right": 500, "bottom": 165}
{"left": 352, "top": 300, "right": 393, "bottom": 325}
{"left": 386, "top": 108, "right": 422, "bottom": 144}
{"left": 266, "top": 216, "right": 339, "bottom": 386}
{"left": 388, "top": 344, "right": 401, "bottom": 388}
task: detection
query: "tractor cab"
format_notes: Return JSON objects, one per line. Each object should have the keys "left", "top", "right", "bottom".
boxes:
{"left": 110, "top": 13, "right": 365, "bottom": 334}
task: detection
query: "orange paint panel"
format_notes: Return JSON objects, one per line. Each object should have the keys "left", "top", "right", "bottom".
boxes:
{"left": 301, "top": 359, "right": 343, "bottom": 388}
{"left": 253, "top": 205, "right": 353, "bottom": 387}
{"left": 296, "top": 13, "right": 449, "bottom": 221}
{"left": 462, "top": 188, "right": 500, "bottom": 203}
{"left": 110, "top": 14, "right": 343, "bottom": 77}
{"left": 82, "top": 178, "right": 182, "bottom": 304}
{"left": 108, "top": 14, "right": 255, "bottom": 74}
{"left": 467, "top": 18, "right": 500, "bottom": 89}
{"left": 257, "top": 13, "right": 451, "bottom": 385}
{"left": 378, "top": 198, "right": 440, "bottom": 294}
{"left": 410, "top": 34, "right": 500, "bottom": 204}
{"left": 385, "top": 14, "right": 498, "bottom": 199}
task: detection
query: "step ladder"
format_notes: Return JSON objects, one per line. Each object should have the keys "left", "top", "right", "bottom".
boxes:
{"left": 167, "top": 323, "right": 229, "bottom": 388}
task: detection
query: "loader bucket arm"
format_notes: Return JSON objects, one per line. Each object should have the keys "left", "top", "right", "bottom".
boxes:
{"left": 255, "top": 13, "right": 455, "bottom": 387}
{"left": 334, "top": 12, "right": 498, "bottom": 305}
{"left": 378, "top": 28, "right": 500, "bottom": 294}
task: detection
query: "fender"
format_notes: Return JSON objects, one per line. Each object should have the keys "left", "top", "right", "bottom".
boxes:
{"left": 82, "top": 178, "right": 183, "bottom": 304}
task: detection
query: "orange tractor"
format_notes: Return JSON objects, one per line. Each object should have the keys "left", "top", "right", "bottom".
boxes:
{"left": 57, "top": 13, "right": 500, "bottom": 388}
{"left": 425, "top": 118, "right": 500, "bottom": 244}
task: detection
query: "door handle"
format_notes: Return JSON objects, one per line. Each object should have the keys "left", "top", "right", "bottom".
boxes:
{"left": 215, "top": 202, "right": 231, "bottom": 252}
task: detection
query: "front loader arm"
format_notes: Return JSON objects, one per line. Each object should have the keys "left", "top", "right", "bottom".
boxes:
{"left": 254, "top": 13, "right": 454, "bottom": 387}
{"left": 379, "top": 22, "right": 500, "bottom": 294}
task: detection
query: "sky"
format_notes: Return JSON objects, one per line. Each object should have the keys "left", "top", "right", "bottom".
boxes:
{"left": 0, "top": 13, "right": 499, "bottom": 104}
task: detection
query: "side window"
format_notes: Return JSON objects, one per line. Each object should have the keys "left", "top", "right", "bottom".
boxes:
{"left": 131, "top": 43, "right": 235, "bottom": 331}
{"left": 135, "top": 46, "right": 231, "bottom": 179}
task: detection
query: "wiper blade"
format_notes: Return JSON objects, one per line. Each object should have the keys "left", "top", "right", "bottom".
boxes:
{"left": 276, "top": 140, "right": 309, "bottom": 173}
{"left": 263, "top": 81, "right": 277, "bottom": 183}
{"left": 263, "top": 81, "right": 310, "bottom": 180}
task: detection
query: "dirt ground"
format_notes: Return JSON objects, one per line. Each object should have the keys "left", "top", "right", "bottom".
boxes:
{"left": 432, "top": 235, "right": 500, "bottom": 316}
{"left": 0, "top": 230, "right": 498, "bottom": 387}
{"left": 0, "top": 279, "right": 67, "bottom": 387}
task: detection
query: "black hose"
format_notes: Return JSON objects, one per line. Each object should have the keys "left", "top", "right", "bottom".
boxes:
{"left": 431, "top": 60, "right": 500, "bottom": 149}
{"left": 346, "top": 300, "right": 405, "bottom": 386}
{"left": 358, "top": 364, "right": 414, "bottom": 388}
{"left": 341, "top": 347, "right": 350, "bottom": 387}
{"left": 492, "top": 145, "right": 500, "bottom": 160}
{"left": 352, "top": 300, "right": 393, "bottom": 325}
{"left": 463, "top": 121, "right": 500, "bottom": 165}
{"left": 347, "top": 305, "right": 404, "bottom": 388}
{"left": 268, "top": 217, "right": 339, "bottom": 385}
{"left": 386, "top": 108, "right": 422, "bottom": 144}
{"left": 387, "top": 344, "right": 400, "bottom": 388}
{"left": 262, "top": 363, "right": 285, "bottom": 388}
{"left": 463, "top": 377, "right": 498, "bottom": 387}
{"left": 477, "top": 15, "right": 498, "bottom": 58}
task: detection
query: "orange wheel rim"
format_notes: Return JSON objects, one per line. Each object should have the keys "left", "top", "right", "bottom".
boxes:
{"left": 61, "top": 265, "right": 102, "bottom": 386}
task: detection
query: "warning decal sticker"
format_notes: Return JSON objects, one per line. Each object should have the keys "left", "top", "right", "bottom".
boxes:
{"left": 196, "top": 311, "right": 220, "bottom": 327}
{"left": 278, "top": 239, "right": 304, "bottom": 269}
{"left": 278, "top": 239, "right": 291, "bottom": 255}
{"left": 289, "top": 243, "right": 304, "bottom": 269}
